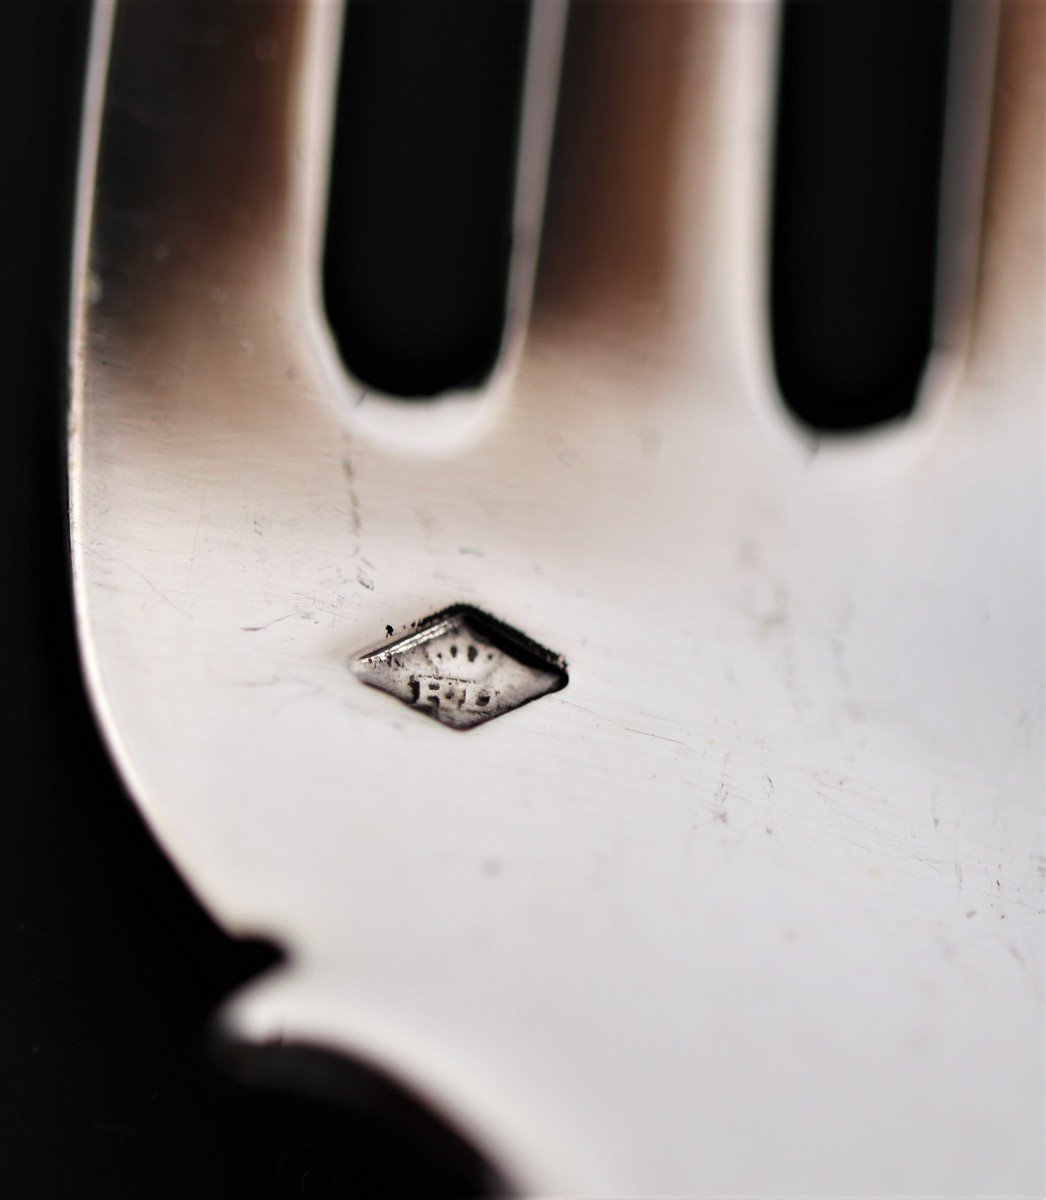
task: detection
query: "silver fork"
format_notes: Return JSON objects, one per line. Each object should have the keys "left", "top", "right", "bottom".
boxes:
{"left": 70, "top": 2, "right": 1043, "bottom": 1193}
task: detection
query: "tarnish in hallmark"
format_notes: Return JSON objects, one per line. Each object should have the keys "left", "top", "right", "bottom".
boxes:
{"left": 351, "top": 606, "right": 568, "bottom": 730}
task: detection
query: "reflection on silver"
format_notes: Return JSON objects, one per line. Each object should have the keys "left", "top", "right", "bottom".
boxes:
{"left": 352, "top": 606, "right": 567, "bottom": 730}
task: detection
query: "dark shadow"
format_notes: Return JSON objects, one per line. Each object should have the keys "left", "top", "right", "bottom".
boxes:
{"left": 324, "top": 1, "right": 531, "bottom": 398}
{"left": 769, "top": 1, "right": 953, "bottom": 431}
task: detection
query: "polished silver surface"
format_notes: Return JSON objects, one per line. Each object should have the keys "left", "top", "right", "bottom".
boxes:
{"left": 69, "top": 2, "right": 1042, "bottom": 1195}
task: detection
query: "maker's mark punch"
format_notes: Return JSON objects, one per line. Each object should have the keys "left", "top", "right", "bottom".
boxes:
{"left": 352, "top": 606, "right": 568, "bottom": 730}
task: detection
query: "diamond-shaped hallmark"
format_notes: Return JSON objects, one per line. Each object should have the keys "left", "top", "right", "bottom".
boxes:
{"left": 351, "top": 606, "right": 568, "bottom": 730}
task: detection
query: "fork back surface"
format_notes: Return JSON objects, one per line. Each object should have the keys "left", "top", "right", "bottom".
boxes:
{"left": 69, "top": 2, "right": 1044, "bottom": 1193}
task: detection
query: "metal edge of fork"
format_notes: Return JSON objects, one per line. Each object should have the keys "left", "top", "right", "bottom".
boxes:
{"left": 64, "top": 2, "right": 569, "bottom": 1191}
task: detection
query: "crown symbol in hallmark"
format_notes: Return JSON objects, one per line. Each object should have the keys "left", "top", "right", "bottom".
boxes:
{"left": 351, "top": 605, "right": 568, "bottom": 730}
